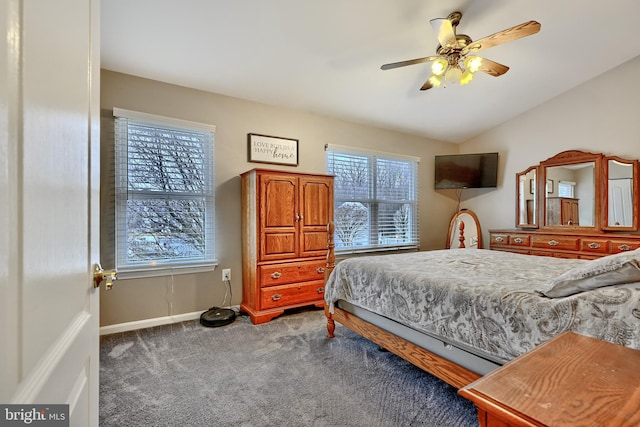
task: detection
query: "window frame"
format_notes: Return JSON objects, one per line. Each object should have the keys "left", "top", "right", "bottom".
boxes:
{"left": 113, "top": 108, "right": 217, "bottom": 278}
{"left": 326, "top": 144, "right": 420, "bottom": 255}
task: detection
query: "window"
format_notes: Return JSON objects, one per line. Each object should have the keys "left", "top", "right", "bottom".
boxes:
{"left": 558, "top": 181, "right": 575, "bottom": 198}
{"left": 326, "top": 144, "right": 419, "bottom": 254}
{"left": 113, "top": 108, "right": 216, "bottom": 276}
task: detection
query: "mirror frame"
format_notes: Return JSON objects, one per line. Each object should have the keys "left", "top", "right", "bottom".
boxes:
{"left": 603, "top": 156, "right": 640, "bottom": 231}
{"left": 539, "top": 150, "right": 603, "bottom": 231}
{"left": 516, "top": 166, "right": 538, "bottom": 228}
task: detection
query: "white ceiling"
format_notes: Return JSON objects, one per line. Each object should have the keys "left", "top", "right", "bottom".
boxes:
{"left": 101, "top": 0, "right": 640, "bottom": 143}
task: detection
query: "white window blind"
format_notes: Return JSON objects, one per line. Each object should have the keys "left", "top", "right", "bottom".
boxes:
{"left": 326, "top": 144, "right": 419, "bottom": 254}
{"left": 558, "top": 181, "right": 575, "bottom": 198}
{"left": 113, "top": 108, "right": 216, "bottom": 275}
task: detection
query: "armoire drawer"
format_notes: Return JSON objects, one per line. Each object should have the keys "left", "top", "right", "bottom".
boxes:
{"left": 259, "top": 260, "right": 326, "bottom": 287}
{"left": 260, "top": 281, "right": 325, "bottom": 310}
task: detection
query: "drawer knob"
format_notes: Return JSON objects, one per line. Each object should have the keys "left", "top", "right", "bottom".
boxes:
{"left": 548, "top": 240, "right": 559, "bottom": 246}
{"left": 316, "top": 267, "right": 325, "bottom": 274}
{"left": 513, "top": 237, "right": 523, "bottom": 244}
{"left": 271, "top": 271, "right": 282, "bottom": 279}
{"left": 495, "top": 236, "right": 504, "bottom": 243}
{"left": 618, "top": 244, "right": 632, "bottom": 251}
{"left": 317, "top": 287, "right": 324, "bottom": 294}
{"left": 271, "top": 294, "right": 281, "bottom": 301}
{"left": 588, "top": 242, "right": 601, "bottom": 249}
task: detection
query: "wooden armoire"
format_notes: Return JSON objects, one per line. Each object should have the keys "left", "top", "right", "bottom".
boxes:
{"left": 240, "top": 169, "right": 334, "bottom": 324}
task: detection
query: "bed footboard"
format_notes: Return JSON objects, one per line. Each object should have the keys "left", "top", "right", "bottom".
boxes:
{"left": 322, "top": 221, "right": 480, "bottom": 389}
{"left": 325, "top": 304, "right": 480, "bottom": 389}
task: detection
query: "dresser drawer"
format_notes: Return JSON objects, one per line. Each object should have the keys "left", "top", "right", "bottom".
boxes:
{"left": 531, "top": 235, "right": 580, "bottom": 251}
{"left": 609, "top": 239, "right": 640, "bottom": 254}
{"left": 491, "top": 234, "right": 510, "bottom": 246}
{"left": 580, "top": 238, "right": 610, "bottom": 254}
{"left": 260, "top": 281, "right": 325, "bottom": 310}
{"left": 260, "top": 260, "right": 326, "bottom": 287}
{"left": 508, "top": 234, "right": 530, "bottom": 246}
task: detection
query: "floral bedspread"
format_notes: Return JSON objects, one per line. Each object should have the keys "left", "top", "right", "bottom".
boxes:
{"left": 325, "top": 249, "right": 640, "bottom": 363}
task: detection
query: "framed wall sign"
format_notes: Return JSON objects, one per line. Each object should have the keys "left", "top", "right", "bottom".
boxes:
{"left": 546, "top": 179, "right": 554, "bottom": 194}
{"left": 248, "top": 133, "right": 298, "bottom": 166}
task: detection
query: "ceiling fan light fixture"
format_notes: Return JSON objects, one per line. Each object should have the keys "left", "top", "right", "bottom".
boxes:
{"left": 460, "top": 70, "right": 474, "bottom": 85}
{"left": 444, "top": 66, "right": 462, "bottom": 85}
{"left": 430, "top": 58, "right": 448, "bottom": 75}
{"left": 464, "top": 55, "right": 483, "bottom": 73}
{"left": 428, "top": 74, "right": 443, "bottom": 87}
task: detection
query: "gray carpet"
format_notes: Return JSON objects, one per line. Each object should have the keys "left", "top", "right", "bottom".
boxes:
{"left": 100, "top": 308, "right": 478, "bottom": 426}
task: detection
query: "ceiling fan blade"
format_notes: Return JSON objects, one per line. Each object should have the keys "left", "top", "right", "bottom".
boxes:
{"left": 420, "top": 79, "right": 433, "bottom": 91}
{"left": 462, "top": 21, "right": 541, "bottom": 54}
{"left": 478, "top": 58, "right": 509, "bottom": 77}
{"left": 380, "top": 56, "right": 437, "bottom": 70}
{"left": 430, "top": 17, "right": 458, "bottom": 49}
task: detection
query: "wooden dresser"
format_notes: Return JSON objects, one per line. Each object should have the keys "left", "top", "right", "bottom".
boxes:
{"left": 489, "top": 229, "right": 640, "bottom": 259}
{"left": 459, "top": 332, "right": 640, "bottom": 427}
{"left": 240, "top": 169, "right": 333, "bottom": 324}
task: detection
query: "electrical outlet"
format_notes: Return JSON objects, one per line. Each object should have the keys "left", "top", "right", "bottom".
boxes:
{"left": 222, "top": 268, "right": 231, "bottom": 281}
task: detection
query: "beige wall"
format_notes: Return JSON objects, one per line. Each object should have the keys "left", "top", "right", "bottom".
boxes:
{"left": 459, "top": 55, "right": 640, "bottom": 245}
{"left": 100, "top": 70, "right": 459, "bottom": 326}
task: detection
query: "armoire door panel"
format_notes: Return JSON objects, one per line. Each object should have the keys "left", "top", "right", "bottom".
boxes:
{"left": 300, "top": 178, "right": 333, "bottom": 226}
{"left": 301, "top": 231, "right": 330, "bottom": 256}
{"left": 261, "top": 176, "right": 297, "bottom": 228}
{"left": 262, "top": 232, "right": 297, "bottom": 259}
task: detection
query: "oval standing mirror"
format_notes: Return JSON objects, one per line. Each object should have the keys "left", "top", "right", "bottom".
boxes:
{"left": 447, "top": 209, "right": 482, "bottom": 249}
{"left": 541, "top": 151, "right": 602, "bottom": 229}
{"left": 516, "top": 166, "right": 537, "bottom": 228}
{"left": 604, "top": 156, "right": 639, "bottom": 230}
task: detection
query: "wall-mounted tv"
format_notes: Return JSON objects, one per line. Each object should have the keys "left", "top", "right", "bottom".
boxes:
{"left": 434, "top": 152, "right": 499, "bottom": 189}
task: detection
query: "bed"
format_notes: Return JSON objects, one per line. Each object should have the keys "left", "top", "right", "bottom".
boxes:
{"left": 323, "top": 225, "right": 640, "bottom": 389}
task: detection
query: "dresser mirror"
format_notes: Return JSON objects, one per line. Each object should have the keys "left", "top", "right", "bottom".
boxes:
{"left": 604, "top": 156, "right": 639, "bottom": 231}
{"left": 518, "top": 150, "right": 640, "bottom": 232}
{"left": 539, "top": 151, "right": 603, "bottom": 230}
{"left": 544, "top": 162, "right": 596, "bottom": 227}
{"left": 516, "top": 166, "right": 537, "bottom": 228}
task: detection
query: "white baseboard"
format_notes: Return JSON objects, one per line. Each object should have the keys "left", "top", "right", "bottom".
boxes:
{"left": 99, "top": 306, "right": 240, "bottom": 336}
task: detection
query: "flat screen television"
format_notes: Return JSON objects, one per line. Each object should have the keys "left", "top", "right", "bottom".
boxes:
{"left": 434, "top": 152, "right": 499, "bottom": 189}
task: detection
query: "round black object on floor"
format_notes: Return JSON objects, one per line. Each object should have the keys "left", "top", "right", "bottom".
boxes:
{"left": 200, "top": 307, "right": 236, "bottom": 327}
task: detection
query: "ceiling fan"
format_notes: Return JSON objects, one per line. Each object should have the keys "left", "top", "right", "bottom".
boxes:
{"left": 381, "top": 11, "right": 541, "bottom": 90}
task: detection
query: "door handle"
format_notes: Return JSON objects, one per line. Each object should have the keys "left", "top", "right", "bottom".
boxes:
{"left": 94, "top": 263, "right": 117, "bottom": 290}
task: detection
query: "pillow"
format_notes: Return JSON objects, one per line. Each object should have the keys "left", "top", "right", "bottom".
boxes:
{"left": 541, "top": 249, "right": 640, "bottom": 298}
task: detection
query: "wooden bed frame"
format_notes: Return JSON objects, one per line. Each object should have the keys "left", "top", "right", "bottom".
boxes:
{"left": 323, "top": 222, "right": 482, "bottom": 389}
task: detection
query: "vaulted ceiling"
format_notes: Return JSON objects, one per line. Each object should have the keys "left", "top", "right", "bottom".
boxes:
{"left": 101, "top": 0, "right": 640, "bottom": 143}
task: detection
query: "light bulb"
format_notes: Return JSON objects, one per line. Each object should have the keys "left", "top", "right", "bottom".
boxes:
{"left": 460, "top": 70, "right": 474, "bottom": 85}
{"left": 464, "top": 56, "right": 483, "bottom": 73}
{"left": 430, "top": 58, "right": 448, "bottom": 76}
{"left": 444, "top": 67, "right": 462, "bottom": 85}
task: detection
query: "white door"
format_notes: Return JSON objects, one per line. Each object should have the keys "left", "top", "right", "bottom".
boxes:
{"left": 0, "top": 1, "right": 101, "bottom": 426}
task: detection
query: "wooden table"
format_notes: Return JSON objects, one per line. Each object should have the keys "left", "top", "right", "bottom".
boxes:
{"left": 458, "top": 332, "right": 640, "bottom": 427}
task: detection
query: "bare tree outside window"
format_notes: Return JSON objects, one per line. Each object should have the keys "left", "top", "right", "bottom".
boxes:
{"left": 393, "top": 204, "right": 410, "bottom": 240}
{"left": 334, "top": 202, "right": 368, "bottom": 246}
{"left": 327, "top": 146, "right": 419, "bottom": 253}
{"left": 126, "top": 127, "right": 207, "bottom": 261}
{"left": 115, "top": 113, "right": 216, "bottom": 270}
